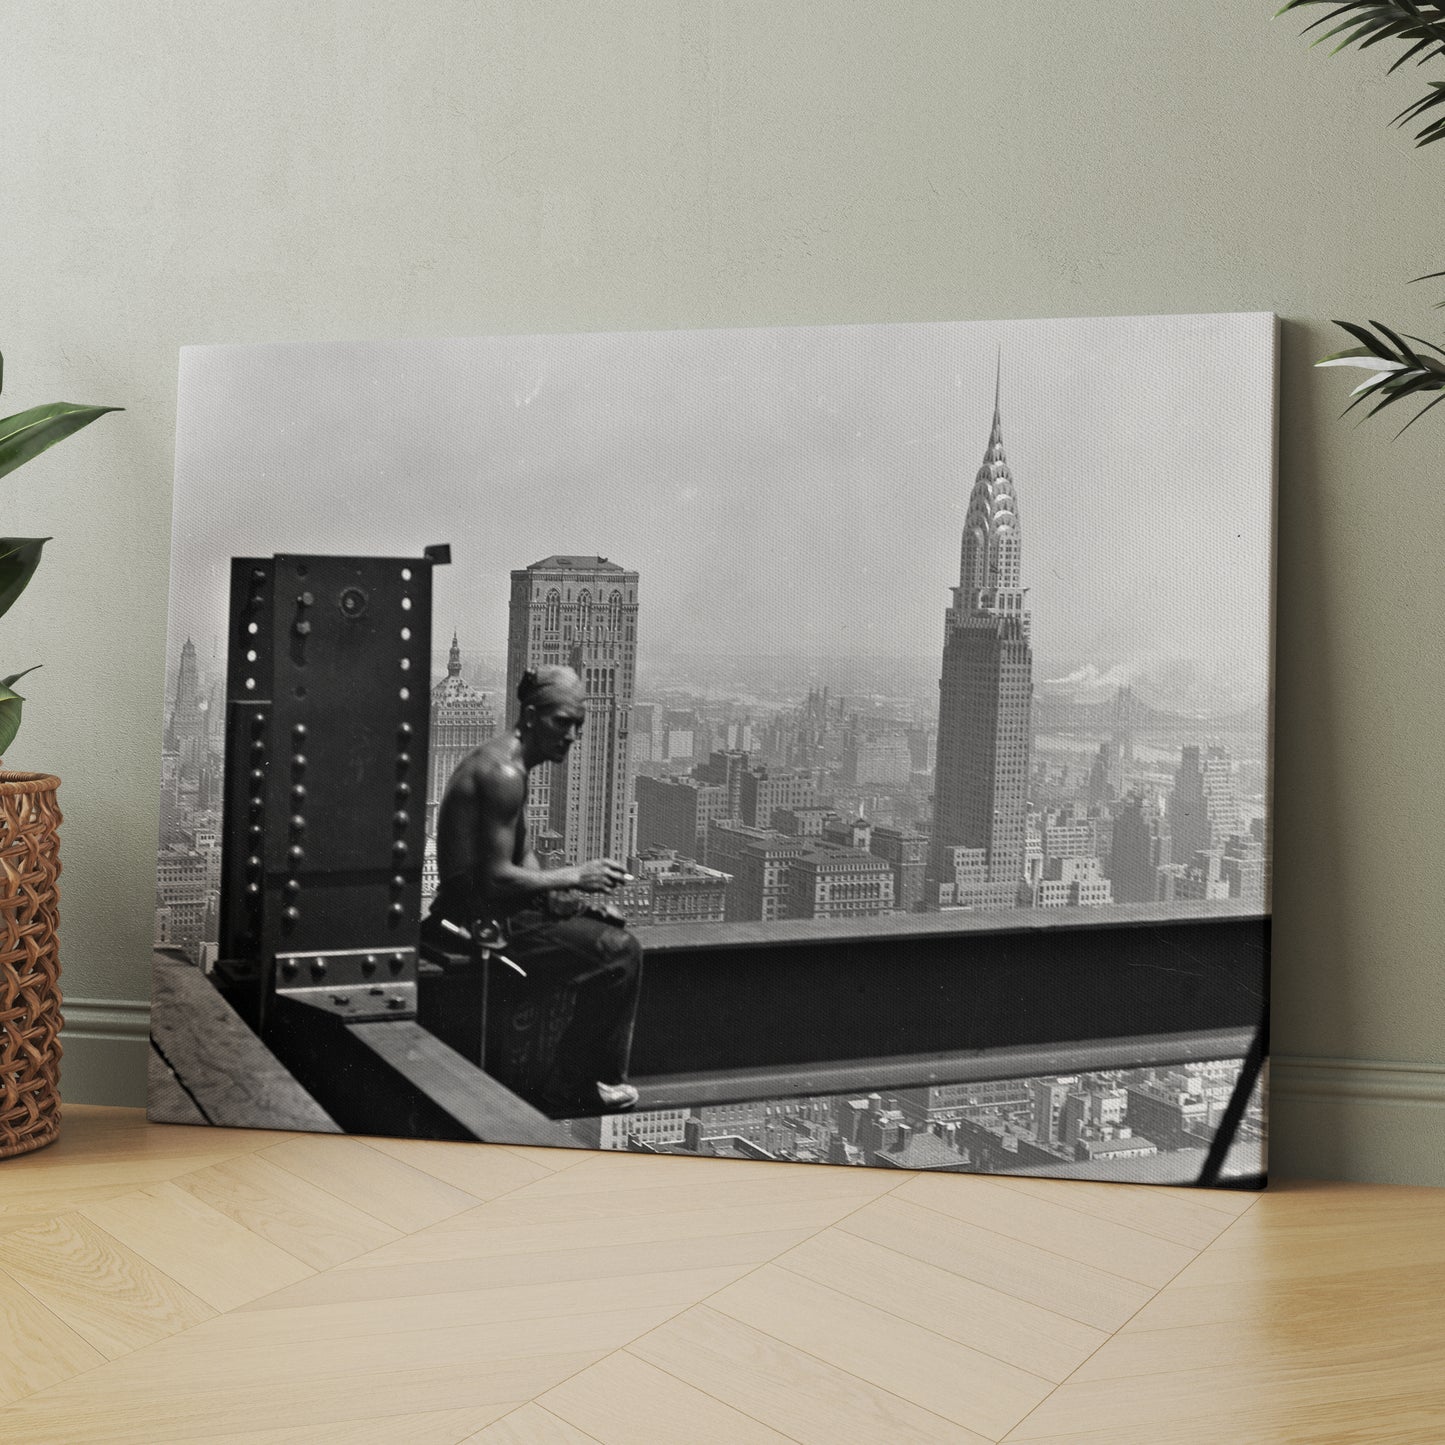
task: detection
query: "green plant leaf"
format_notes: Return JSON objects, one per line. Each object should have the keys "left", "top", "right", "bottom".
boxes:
{"left": 0, "top": 401, "right": 122, "bottom": 484}
{"left": 0, "top": 676, "right": 30, "bottom": 755}
{"left": 0, "top": 538, "right": 48, "bottom": 624}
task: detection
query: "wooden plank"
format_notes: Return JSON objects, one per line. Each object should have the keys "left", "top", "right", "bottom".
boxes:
{"left": 540, "top": 1351, "right": 793, "bottom": 1444}
{"left": 257, "top": 1134, "right": 484, "bottom": 1232}
{"left": 358, "top": 1134, "right": 553, "bottom": 1200}
{"left": 77, "top": 1183, "right": 314, "bottom": 1313}
{"left": 171, "top": 1152, "right": 401, "bottom": 1271}
{"left": 159, "top": 1265, "right": 747, "bottom": 1354}
{"left": 707, "top": 1265, "right": 1052, "bottom": 1439}
{"left": 149, "top": 954, "right": 340, "bottom": 1135}
{"left": 894, "top": 1172, "right": 1199, "bottom": 1288}
{"left": 773, "top": 1227, "right": 1107, "bottom": 1384}
{"left": 839, "top": 1194, "right": 1153, "bottom": 1332}
{"left": 247, "top": 1227, "right": 815, "bottom": 1311}
{"left": 0, "top": 1265, "right": 106, "bottom": 1406}
{"left": 631, "top": 1306, "right": 988, "bottom": 1444}
{"left": 0, "top": 1213, "right": 215, "bottom": 1359}
{"left": 468, "top": 1404, "right": 602, "bottom": 1444}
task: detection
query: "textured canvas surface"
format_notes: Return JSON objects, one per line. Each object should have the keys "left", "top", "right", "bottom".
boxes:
{"left": 150, "top": 313, "right": 1274, "bottom": 1187}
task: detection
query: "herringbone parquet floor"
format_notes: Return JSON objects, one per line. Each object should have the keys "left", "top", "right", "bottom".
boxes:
{"left": 1, "top": 1107, "right": 1441, "bottom": 1443}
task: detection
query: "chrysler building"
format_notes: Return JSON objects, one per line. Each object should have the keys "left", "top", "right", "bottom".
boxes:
{"left": 928, "top": 366, "right": 1034, "bottom": 910}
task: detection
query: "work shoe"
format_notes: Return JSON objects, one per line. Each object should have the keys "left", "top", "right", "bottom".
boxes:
{"left": 595, "top": 1081, "right": 640, "bottom": 1111}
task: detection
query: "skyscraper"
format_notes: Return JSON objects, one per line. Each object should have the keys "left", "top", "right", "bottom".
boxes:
{"left": 1111, "top": 790, "right": 1173, "bottom": 904}
{"left": 165, "top": 637, "right": 207, "bottom": 783}
{"left": 506, "top": 556, "right": 639, "bottom": 863}
{"left": 1171, "top": 744, "right": 1244, "bottom": 865}
{"left": 426, "top": 632, "right": 496, "bottom": 837}
{"left": 928, "top": 368, "right": 1034, "bottom": 909}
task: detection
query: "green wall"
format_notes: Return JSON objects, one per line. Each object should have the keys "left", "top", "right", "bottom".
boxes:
{"left": 8, "top": 2, "right": 1443, "bottom": 1182}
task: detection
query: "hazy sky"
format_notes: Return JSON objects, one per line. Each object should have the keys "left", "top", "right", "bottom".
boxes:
{"left": 168, "top": 313, "right": 1275, "bottom": 689}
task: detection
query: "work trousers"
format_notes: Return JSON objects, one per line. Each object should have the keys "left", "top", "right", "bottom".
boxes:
{"left": 502, "top": 905, "right": 644, "bottom": 1101}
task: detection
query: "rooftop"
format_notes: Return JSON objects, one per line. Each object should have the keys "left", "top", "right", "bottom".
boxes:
{"left": 523, "top": 555, "right": 628, "bottom": 573}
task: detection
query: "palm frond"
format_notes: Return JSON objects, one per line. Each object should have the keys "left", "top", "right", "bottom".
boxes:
{"left": 1279, "top": 1, "right": 1445, "bottom": 142}
{"left": 1316, "top": 319, "right": 1445, "bottom": 430}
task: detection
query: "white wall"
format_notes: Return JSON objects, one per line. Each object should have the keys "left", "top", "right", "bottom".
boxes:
{"left": 8, "top": 1, "right": 1444, "bottom": 1182}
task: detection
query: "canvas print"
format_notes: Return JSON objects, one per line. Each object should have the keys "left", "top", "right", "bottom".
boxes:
{"left": 150, "top": 313, "right": 1274, "bottom": 1188}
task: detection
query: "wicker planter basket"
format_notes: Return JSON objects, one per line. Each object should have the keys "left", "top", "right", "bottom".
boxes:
{"left": 0, "top": 771, "right": 63, "bottom": 1159}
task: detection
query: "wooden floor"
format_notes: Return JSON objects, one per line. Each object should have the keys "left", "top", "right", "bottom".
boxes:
{"left": 0, "top": 1110, "right": 1440, "bottom": 1443}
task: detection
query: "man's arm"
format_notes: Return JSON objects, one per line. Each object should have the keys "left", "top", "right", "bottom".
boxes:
{"left": 444, "top": 759, "right": 626, "bottom": 913}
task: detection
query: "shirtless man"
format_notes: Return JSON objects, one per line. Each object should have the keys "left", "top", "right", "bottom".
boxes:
{"left": 423, "top": 664, "right": 642, "bottom": 1114}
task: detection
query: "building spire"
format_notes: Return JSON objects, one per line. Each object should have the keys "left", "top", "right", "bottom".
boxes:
{"left": 447, "top": 631, "right": 461, "bottom": 677}
{"left": 958, "top": 357, "right": 1022, "bottom": 597}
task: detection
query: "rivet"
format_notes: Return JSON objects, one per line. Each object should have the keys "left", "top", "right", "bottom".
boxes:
{"left": 292, "top": 754, "right": 307, "bottom": 771}
{"left": 396, "top": 752, "right": 411, "bottom": 770}
{"left": 310, "top": 958, "right": 326, "bottom": 979}
{"left": 292, "top": 784, "right": 306, "bottom": 802}
{"left": 246, "top": 854, "right": 261, "bottom": 873}
{"left": 395, "top": 782, "right": 411, "bottom": 800}
{"left": 292, "top": 722, "right": 307, "bottom": 740}
{"left": 298, "top": 591, "right": 314, "bottom": 607}
{"left": 390, "top": 874, "right": 405, "bottom": 891}
{"left": 245, "top": 882, "right": 261, "bottom": 897}
{"left": 398, "top": 722, "right": 413, "bottom": 739}
{"left": 283, "top": 905, "right": 300, "bottom": 923}
{"left": 294, "top": 620, "right": 312, "bottom": 637}
{"left": 283, "top": 879, "right": 300, "bottom": 897}
{"left": 280, "top": 959, "right": 298, "bottom": 979}
{"left": 362, "top": 955, "right": 378, "bottom": 976}
{"left": 391, "top": 951, "right": 406, "bottom": 968}
{"left": 387, "top": 996, "right": 405, "bottom": 1010}
{"left": 248, "top": 823, "right": 262, "bottom": 839}
{"left": 289, "top": 844, "right": 305, "bottom": 864}
{"left": 251, "top": 738, "right": 265, "bottom": 753}
{"left": 392, "top": 841, "right": 408, "bottom": 859}
{"left": 290, "top": 814, "right": 306, "bottom": 832}
{"left": 252, "top": 567, "right": 266, "bottom": 581}
{"left": 394, "top": 810, "right": 410, "bottom": 828}
{"left": 250, "top": 768, "right": 264, "bottom": 783}
{"left": 388, "top": 901, "right": 405, "bottom": 919}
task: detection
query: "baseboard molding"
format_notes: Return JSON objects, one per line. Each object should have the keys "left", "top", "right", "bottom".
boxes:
{"left": 1270, "top": 1054, "right": 1445, "bottom": 1186}
{"left": 1272, "top": 1054, "right": 1445, "bottom": 1106}
{"left": 53, "top": 1004, "right": 1445, "bottom": 1185}
{"left": 60, "top": 997, "right": 151, "bottom": 1108}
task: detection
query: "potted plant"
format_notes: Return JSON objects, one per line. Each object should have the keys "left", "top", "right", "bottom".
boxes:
{"left": 0, "top": 350, "right": 119, "bottom": 1157}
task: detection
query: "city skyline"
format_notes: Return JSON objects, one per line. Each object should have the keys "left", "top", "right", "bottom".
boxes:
{"left": 158, "top": 315, "right": 1274, "bottom": 949}
{"left": 166, "top": 314, "right": 1276, "bottom": 715}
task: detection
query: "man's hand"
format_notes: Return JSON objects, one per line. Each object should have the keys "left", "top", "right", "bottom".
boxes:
{"left": 576, "top": 858, "right": 629, "bottom": 893}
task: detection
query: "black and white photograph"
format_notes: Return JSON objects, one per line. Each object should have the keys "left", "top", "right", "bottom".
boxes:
{"left": 150, "top": 313, "right": 1275, "bottom": 1187}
